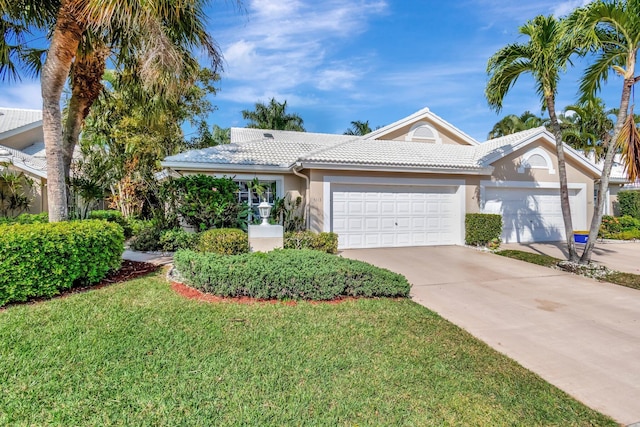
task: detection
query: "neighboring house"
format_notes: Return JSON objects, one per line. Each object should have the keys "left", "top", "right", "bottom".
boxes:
{"left": 0, "top": 108, "right": 47, "bottom": 215}
{"left": 161, "top": 107, "right": 612, "bottom": 249}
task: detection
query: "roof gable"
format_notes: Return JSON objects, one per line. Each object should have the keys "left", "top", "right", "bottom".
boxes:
{"left": 363, "top": 107, "right": 480, "bottom": 146}
{"left": 0, "top": 108, "right": 42, "bottom": 138}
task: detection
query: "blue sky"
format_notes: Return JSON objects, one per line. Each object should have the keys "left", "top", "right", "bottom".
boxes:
{"left": 0, "top": 0, "right": 626, "bottom": 141}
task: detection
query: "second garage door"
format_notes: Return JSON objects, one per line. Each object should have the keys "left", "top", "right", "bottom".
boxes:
{"left": 332, "top": 184, "right": 461, "bottom": 249}
{"left": 483, "top": 186, "right": 585, "bottom": 243}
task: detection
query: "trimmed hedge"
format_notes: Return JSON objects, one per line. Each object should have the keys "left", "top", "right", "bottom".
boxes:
{"left": 159, "top": 229, "right": 200, "bottom": 252}
{"left": 465, "top": 213, "right": 502, "bottom": 246}
{"left": 284, "top": 231, "right": 338, "bottom": 254}
{"left": 173, "top": 249, "right": 410, "bottom": 301}
{"left": 599, "top": 215, "right": 640, "bottom": 240}
{"left": 89, "top": 210, "right": 132, "bottom": 237}
{"left": 618, "top": 190, "right": 640, "bottom": 219}
{"left": 0, "top": 220, "right": 124, "bottom": 306}
{"left": 0, "top": 212, "right": 48, "bottom": 225}
{"left": 197, "top": 228, "right": 249, "bottom": 255}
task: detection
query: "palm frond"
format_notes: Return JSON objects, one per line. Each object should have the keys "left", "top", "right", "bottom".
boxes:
{"left": 617, "top": 106, "right": 640, "bottom": 182}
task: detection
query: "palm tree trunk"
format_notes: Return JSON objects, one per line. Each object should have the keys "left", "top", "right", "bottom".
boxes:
{"left": 546, "top": 94, "right": 578, "bottom": 262}
{"left": 41, "top": 2, "right": 84, "bottom": 222}
{"left": 580, "top": 75, "right": 635, "bottom": 263}
{"left": 62, "top": 46, "right": 109, "bottom": 179}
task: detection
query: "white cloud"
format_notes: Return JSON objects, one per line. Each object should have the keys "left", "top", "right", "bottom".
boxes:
{"left": 552, "top": 0, "right": 592, "bottom": 17}
{"left": 0, "top": 82, "right": 42, "bottom": 110}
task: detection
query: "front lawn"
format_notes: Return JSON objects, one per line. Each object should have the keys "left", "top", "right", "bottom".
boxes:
{"left": 0, "top": 273, "right": 615, "bottom": 426}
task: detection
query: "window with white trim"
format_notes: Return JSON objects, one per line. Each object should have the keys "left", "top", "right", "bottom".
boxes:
{"left": 518, "top": 147, "right": 556, "bottom": 174}
{"left": 406, "top": 122, "right": 441, "bottom": 143}
{"left": 235, "top": 179, "right": 277, "bottom": 222}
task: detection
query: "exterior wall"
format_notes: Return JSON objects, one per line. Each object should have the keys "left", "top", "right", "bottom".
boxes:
{"left": 373, "top": 119, "right": 471, "bottom": 145}
{"left": 0, "top": 166, "right": 45, "bottom": 215}
{"left": 0, "top": 126, "right": 44, "bottom": 150}
{"left": 481, "top": 140, "right": 596, "bottom": 227}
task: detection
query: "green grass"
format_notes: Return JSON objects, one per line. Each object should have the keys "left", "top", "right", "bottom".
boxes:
{"left": 496, "top": 249, "right": 562, "bottom": 267}
{"left": 0, "top": 273, "right": 615, "bottom": 426}
{"left": 497, "top": 249, "right": 640, "bottom": 291}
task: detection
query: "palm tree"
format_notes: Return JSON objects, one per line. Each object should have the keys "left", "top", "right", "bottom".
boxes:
{"left": 559, "top": 98, "right": 615, "bottom": 160}
{"left": 242, "top": 98, "right": 305, "bottom": 131}
{"left": 344, "top": 120, "right": 373, "bottom": 136}
{"left": 566, "top": 0, "right": 640, "bottom": 263}
{"left": 487, "top": 111, "right": 546, "bottom": 139}
{"left": 37, "top": 0, "right": 220, "bottom": 221}
{"left": 486, "top": 15, "right": 580, "bottom": 261}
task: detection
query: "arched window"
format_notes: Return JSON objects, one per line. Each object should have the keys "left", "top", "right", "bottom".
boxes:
{"left": 518, "top": 147, "right": 555, "bottom": 174}
{"left": 406, "top": 122, "right": 441, "bottom": 143}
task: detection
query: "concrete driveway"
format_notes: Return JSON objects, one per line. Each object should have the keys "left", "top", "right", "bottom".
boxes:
{"left": 502, "top": 241, "right": 640, "bottom": 274}
{"left": 342, "top": 246, "right": 640, "bottom": 426}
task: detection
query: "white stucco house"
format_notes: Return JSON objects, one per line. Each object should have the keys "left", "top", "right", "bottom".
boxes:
{"left": 162, "top": 107, "right": 627, "bottom": 249}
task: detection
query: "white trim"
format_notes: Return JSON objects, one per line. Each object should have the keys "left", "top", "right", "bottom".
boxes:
{"left": 0, "top": 121, "right": 42, "bottom": 140}
{"left": 160, "top": 161, "right": 291, "bottom": 173}
{"left": 479, "top": 180, "right": 588, "bottom": 230}
{"left": 298, "top": 162, "right": 493, "bottom": 176}
{"left": 322, "top": 175, "right": 465, "bottom": 245}
{"left": 405, "top": 121, "right": 442, "bottom": 144}
{"left": 517, "top": 147, "right": 555, "bottom": 174}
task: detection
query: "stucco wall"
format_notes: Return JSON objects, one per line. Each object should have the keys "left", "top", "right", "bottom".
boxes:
{"left": 375, "top": 120, "right": 471, "bottom": 145}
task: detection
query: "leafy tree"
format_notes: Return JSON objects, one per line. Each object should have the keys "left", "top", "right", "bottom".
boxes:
{"left": 344, "top": 120, "right": 373, "bottom": 136}
{"left": 559, "top": 98, "right": 615, "bottom": 160}
{"left": 567, "top": 0, "right": 640, "bottom": 263}
{"left": 486, "top": 15, "right": 581, "bottom": 261}
{"left": 242, "top": 98, "right": 305, "bottom": 131}
{"left": 77, "top": 67, "right": 219, "bottom": 219}
{"left": 487, "top": 111, "right": 546, "bottom": 139}
{"left": 188, "top": 123, "right": 230, "bottom": 149}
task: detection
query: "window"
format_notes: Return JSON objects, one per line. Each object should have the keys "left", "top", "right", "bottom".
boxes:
{"left": 235, "top": 179, "right": 277, "bottom": 222}
{"left": 406, "top": 122, "right": 441, "bottom": 143}
{"left": 518, "top": 147, "right": 555, "bottom": 175}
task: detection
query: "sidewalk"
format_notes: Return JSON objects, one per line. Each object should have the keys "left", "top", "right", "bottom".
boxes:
{"left": 122, "top": 249, "right": 174, "bottom": 266}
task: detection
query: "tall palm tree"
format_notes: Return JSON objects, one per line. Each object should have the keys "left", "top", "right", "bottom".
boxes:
{"left": 486, "top": 15, "right": 580, "bottom": 261}
{"left": 566, "top": 0, "right": 640, "bottom": 263}
{"left": 344, "top": 120, "right": 373, "bottom": 136}
{"left": 38, "top": 0, "right": 220, "bottom": 221}
{"left": 487, "top": 111, "right": 546, "bottom": 139}
{"left": 242, "top": 98, "right": 305, "bottom": 131}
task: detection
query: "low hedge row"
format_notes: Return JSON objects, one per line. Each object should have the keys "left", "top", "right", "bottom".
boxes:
{"left": 600, "top": 215, "right": 640, "bottom": 240}
{"left": 0, "top": 220, "right": 124, "bottom": 306}
{"left": 283, "top": 231, "right": 338, "bottom": 254}
{"left": 173, "top": 249, "right": 410, "bottom": 301}
{"left": 197, "top": 228, "right": 249, "bottom": 254}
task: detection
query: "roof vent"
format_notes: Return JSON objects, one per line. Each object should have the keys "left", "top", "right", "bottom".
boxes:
{"left": 263, "top": 133, "right": 274, "bottom": 139}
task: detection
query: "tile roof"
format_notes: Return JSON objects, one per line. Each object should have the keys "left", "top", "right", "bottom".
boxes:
{"left": 0, "top": 108, "right": 42, "bottom": 135}
{"left": 164, "top": 129, "right": 357, "bottom": 167}
{"left": 474, "top": 127, "right": 546, "bottom": 164}
{"left": 0, "top": 143, "right": 47, "bottom": 177}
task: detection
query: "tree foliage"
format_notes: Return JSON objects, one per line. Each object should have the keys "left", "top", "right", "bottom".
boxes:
{"left": 242, "top": 98, "right": 305, "bottom": 131}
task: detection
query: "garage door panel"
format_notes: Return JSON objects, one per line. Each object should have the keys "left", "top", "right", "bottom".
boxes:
{"left": 484, "top": 187, "right": 583, "bottom": 243}
{"left": 332, "top": 185, "right": 461, "bottom": 249}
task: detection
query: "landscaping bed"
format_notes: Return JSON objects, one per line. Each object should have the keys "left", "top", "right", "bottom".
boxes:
{"left": 0, "top": 275, "right": 615, "bottom": 426}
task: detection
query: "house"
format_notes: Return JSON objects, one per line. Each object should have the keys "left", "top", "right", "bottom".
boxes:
{"left": 0, "top": 108, "right": 48, "bottom": 215}
{"left": 161, "top": 107, "right": 614, "bottom": 249}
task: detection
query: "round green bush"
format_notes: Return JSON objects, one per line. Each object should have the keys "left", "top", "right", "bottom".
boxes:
{"left": 197, "top": 228, "right": 249, "bottom": 255}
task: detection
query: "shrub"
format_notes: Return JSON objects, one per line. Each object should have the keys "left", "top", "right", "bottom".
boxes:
{"left": 197, "top": 228, "right": 249, "bottom": 255}
{"left": 0, "top": 220, "right": 124, "bottom": 306}
{"left": 284, "top": 231, "right": 339, "bottom": 254}
{"left": 173, "top": 249, "right": 410, "bottom": 301}
{"left": 127, "top": 218, "right": 154, "bottom": 237}
{"left": 128, "top": 226, "right": 163, "bottom": 252}
{"left": 161, "top": 175, "right": 245, "bottom": 231}
{"left": 0, "top": 212, "right": 48, "bottom": 225}
{"left": 465, "top": 213, "right": 502, "bottom": 247}
{"left": 89, "top": 210, "right": 132, "bottom": 237}
{"left": 618, "top": 190, "right": 640, "bottom": 219}
{"left": 159, "top": 229, "right": 200, "bottom": 252}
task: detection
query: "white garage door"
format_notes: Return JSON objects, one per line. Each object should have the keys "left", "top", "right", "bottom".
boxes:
{"left": 332, "top": 185, "right": 461, "bottom": 249}
{"left": 483, "top": 187, "right": 584, "bottom": 243}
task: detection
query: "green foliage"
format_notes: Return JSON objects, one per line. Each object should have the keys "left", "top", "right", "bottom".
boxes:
{"left": 174, "top": 249, "right": 410, "bottom": 301}
{"left": 284, "top": 231, "right": 338, "bottom": 254}
{"left": 465, "top": 214, "right": 503, "bottom": 247}
{"left": 0, "top": 167, "right": 34, "bottom": 217}
{"left": 271, "top": 194, "right": 305, "bottom": 232}
{"left": 241, "top": 97, "right": 305, "bottom": 131}
{"left": 617, "top": 191, "right": 640, "bottom": 219}
{"left": 599, "top": 215, "right": 640, "bottom": 239}
{"left": 0, "top": 212, "right": 48, "bottom": 225}
{"left": 89, "top": 209, "right": 132, "bottom": 237}
{"left": 159, "top": 229, "right": 200, "bottom": 252}
{"left": 161, "top": 175, "right": 245, "bottom": 231}
{"left": 128, "top": 226, "right": 163, "bottom": 252}
{"left": 496, "top": 250, "right": 561, "bottom": 267}
{"left": 127, "top": 218, "right": 154, "bottom": 237}
{"left": 0, "top": 220, "right": 124, "bottom": 306}
{"left": 197, "top": 228, "right": 249, "bottom": 255}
